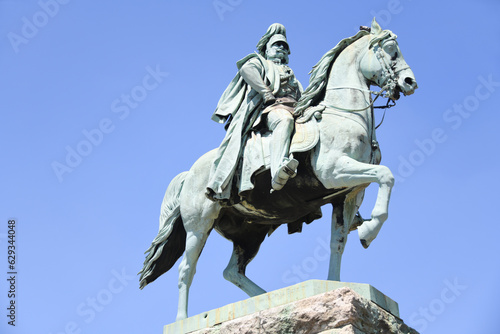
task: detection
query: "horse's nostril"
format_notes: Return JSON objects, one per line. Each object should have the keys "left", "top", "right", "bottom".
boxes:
{"left": 404, "top": 77, "right": 413, "bottom": 85}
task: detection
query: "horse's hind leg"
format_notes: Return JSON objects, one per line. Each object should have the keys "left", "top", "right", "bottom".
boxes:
{"left": 176, "top": 224, "right": 212, "bottom": 321}
{"left": 173, "top": 149, "right": 222, "bottom": 321}
{"left": 222, "top": 225, "right": 268, "bottom": 297}
{"left": 176, "top": 196, "right": 220, "bottom": 321}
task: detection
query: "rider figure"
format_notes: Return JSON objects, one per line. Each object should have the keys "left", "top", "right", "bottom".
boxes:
{"left": 207, "top": 23, "right": 302, "bottom": 202}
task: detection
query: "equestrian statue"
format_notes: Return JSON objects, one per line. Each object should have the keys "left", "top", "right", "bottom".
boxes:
{"left": 139, "top": 18, "right": 418, "bottom": 321}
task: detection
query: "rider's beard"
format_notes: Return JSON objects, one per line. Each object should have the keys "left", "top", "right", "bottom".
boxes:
{"left": 266, "top": 49, "right": 289, "bottom": 65}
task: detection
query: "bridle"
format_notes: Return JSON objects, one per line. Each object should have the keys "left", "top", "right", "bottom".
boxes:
{"left": 373, "top": 37, "right": 411, "bottom": 101}
{"left": 321, "top": 36, "right": 409, "bottom": 126}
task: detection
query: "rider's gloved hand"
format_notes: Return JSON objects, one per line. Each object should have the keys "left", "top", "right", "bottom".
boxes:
{"left": 263, "top": 91, "right": 276, "bottom": 107}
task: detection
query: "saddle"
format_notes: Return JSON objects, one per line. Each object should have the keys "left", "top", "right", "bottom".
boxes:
{"left": 238, "top": 110, "right": 321, "bottom": 195}
{"left": 290, "top": 105, "right": 324, "bottom": 153}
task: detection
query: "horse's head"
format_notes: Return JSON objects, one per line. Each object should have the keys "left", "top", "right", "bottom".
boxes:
{"left": 359, "top": 18, "right": 418, "bottom": 100}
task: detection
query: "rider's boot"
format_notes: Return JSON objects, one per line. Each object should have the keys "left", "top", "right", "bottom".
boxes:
{"left": 267, "top": 109, "right": 297, "bottom": 191}
{"left": 271, "top": 157, "right": 298, "bottom": 191}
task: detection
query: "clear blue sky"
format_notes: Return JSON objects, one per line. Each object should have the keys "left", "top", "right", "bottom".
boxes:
{"left": 1, "top": 1, "right": 499, "bottom": 333}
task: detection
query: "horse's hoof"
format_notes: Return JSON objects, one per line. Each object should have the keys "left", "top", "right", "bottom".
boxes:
{"left": 357, "top": 219, "right": 382, "bottom": 248}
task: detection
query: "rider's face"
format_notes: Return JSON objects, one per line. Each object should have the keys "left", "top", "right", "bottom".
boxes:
{"left": 266, "top": 42, "right": 289, "bottom": 64}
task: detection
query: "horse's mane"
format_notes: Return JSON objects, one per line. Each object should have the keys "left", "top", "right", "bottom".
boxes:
{"left": 295, "top": 30, "right": 370, "bottom": 115}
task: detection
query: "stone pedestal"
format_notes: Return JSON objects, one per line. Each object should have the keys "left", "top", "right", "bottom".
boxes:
{"left": 163, "top": 280, "right": 418, "bottom": 334}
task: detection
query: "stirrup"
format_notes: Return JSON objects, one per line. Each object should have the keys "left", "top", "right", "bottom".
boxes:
{"left": 271, "top": 158, "right": 298, "bottom": 191}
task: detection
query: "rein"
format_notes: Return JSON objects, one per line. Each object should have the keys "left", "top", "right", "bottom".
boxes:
{"left": 321, "top": 87, "right": 395, "bottom": 130}
{"left": 323, "top": 85, "right": 393, "bottom": 112}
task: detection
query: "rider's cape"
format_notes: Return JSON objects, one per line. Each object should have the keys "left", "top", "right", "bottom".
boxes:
{"left": 211, "top": 53, "right": 281, "bottom": 124}
{"left": 208, "top": 53, "right": 300, "bottom": 200}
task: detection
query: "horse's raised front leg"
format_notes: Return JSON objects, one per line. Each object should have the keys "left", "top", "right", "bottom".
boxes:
{"left": 321, "top": 155, "right": 394, "bottom": 249}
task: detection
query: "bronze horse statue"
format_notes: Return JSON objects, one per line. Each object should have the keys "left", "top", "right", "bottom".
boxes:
{"left": 139, "top": 19, "right": 418, "bottom": 320}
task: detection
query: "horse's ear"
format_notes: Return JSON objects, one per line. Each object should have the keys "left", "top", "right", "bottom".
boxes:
{"left": 371, "top": 17, "right": 382, "bottom": 35}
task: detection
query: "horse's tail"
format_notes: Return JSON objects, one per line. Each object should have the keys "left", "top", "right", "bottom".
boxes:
{"left": 139, "top": 171, "right": 188, "bottom": 289}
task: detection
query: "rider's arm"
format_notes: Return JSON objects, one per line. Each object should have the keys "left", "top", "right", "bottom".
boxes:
{"left": 239, "top": 60, "right": 276, "bottom": 105}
